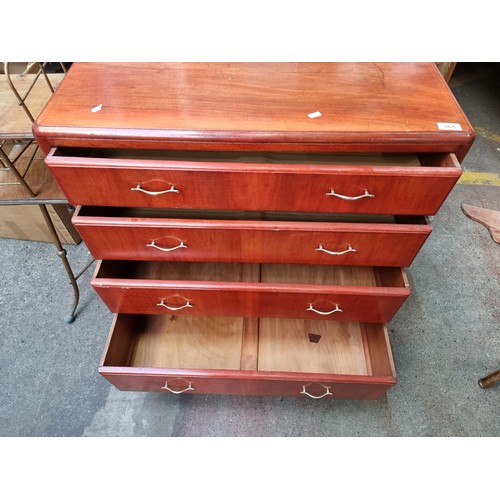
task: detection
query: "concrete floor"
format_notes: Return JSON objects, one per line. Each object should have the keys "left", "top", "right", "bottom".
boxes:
{"left": 0, "top": 63, "right": 499, "bottom": 437}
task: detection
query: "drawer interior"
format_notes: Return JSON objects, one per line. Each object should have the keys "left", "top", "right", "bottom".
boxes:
{"left": 77, "top": 206, "right": 398, "bottom": 223}
{"left": 102, "top": 314, "right": 395, "bottom": 377}
{"left": 54, "top": 147, "right": 459, "bottom": 170}
{"left": 95, "top": 260, "right": 408, "bottom": 288}
{"left": 76, "top": 206, "right": 434, "bottom": 228}
{"left": 55, "top": 147, "right": 422, "bottom": 167}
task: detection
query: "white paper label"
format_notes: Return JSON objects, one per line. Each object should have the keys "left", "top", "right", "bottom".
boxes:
{"left": 437, "top": 122, "right": 462, "bottom": 131}
{"left": 308, "top": 111, "right": 322, "bottom": 119}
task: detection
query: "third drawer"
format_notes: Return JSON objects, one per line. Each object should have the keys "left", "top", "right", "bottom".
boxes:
{"left": 92, "top": 261, "right": 410, "bottom": 323}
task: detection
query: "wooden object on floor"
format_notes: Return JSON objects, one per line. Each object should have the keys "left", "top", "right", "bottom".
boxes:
{"left": 461, "top": 203, "right": 500, "bottom": 244}
{"left": 462, "top": 202, "right": 500, "bottom": 389}
{"left": 479, "top": 369, "right": 500, "bottom": 389}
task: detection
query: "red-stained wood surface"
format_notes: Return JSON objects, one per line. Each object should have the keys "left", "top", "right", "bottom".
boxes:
{"left": 45, "top": 149, "right": 462, "bottom": 215}
{"left": 462, "top": 203, "right": 500, "bottom": 244}
{"left": 91, "top": 261, "right": 409, "bottom": 323}
{"left": 34, "top": 63, "right": 474, "bottom": 160}
{"left": 73, "top": 208, "right": 431, "bottom": 267}
{"left": 30, "top": 63, "right": 475, "bottom": 399}
{"left": 99, "top": 315, "right": 396, "bottom": 399}
{"left": 98, "top": 368, "right": 396, "bottom": 399}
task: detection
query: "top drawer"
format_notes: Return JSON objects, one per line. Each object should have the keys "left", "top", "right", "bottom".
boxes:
{"left": 45, "top": 148, "right": 462, "bottom": 215}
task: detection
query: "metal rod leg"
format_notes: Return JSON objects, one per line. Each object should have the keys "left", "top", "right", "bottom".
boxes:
{"left": 38, "top": 204, "right": 79, "bottom": 323}
{"left": 478, "top": 369, "right": 500, "bottom": 389}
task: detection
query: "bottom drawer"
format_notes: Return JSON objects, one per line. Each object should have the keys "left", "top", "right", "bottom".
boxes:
{"left": 99, "top": 314, "right": 396, "bottom": 399}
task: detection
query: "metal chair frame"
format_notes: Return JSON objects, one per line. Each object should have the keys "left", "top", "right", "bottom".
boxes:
{"left": 1, "top": 62, "right": 92, "bottom": 322}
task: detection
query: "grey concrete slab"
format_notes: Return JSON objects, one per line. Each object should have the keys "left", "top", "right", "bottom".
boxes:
{"left": 0, "top": 63, "right": 498, "bottom": 437}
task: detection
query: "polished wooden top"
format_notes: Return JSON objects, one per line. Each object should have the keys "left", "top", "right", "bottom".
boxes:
{"left": 34, "top": 63, "right": 474, "bottom": 154}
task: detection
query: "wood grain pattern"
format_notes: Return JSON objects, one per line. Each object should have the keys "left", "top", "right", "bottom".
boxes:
{"left": 462, "top": 203, "right": 500, "bottom": 243}
{"left": 129, "top": 315, "right": 244, "bottom": 370}
{"left": 96, "top": 261, "right": 260, "bottom": 281}
{"left": 258, "top": 319, "right": 372, "bottom": 375}
{"left": 261, "top": 264, "right": 377, "bottom": 286}
{"left": 74, "top": 209, "right": 431, "bottom": 267}
{"left": 34, "top": 63, "right": 474, "bottom": 160}
{"left": 45, "top": 148, "right": 461, "bottom": 215}
{"left": 363, "top": 324, "right": 396, "bottom": 378}
{"left": 95, "top": 261, "right": 377, "bottom": 285}
{"left": 98, "top": 368, "right": 396, "bottom": 398}
{"left": 240, "top": 318, "right": 259, "bottom": 371}
{"left": 34, "top": 63, "right": 472, "bottom": 399}
{"left": 52, "top": 148, "right": 423, "bottom": 164}
{"left": 99, "top": 314, "right": 396, "bottom": 398}
{"left": 92, "top": 261, "right": 409, "bottom": 322}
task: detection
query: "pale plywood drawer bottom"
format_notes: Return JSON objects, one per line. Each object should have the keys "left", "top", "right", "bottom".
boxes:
{"left": 99, "top": 314, "right": 396, "bottom": 399}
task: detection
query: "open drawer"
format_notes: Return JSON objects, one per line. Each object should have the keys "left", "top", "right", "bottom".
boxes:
{"left": 73, "top": 207, "right": 432, "bottom": 267}
{"left": 46, "top": 148, "right": 462, "bottom": 215}
{"left": 92, "top": 261, "right": 410, "bottom": 323}
{"left": 99, "top": 314, "right": 397, "bottom": 399}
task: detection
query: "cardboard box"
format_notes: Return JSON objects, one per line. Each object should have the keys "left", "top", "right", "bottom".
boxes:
{"left": 0, "top": 203, "right": 81, "bottom": 245}
{"left": 0, "top": 130, "right": 81, "bottom": 245}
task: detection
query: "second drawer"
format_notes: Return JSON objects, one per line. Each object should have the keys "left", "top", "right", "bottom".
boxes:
{"left": 92, "top": 261, "right": 410, "bottom": 323}
{"left": 74, "top": 207, "right": 432, "bottom": 267}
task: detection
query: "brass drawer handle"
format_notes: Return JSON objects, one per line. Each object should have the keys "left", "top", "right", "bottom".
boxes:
{"left": 307, "top": 303, "right": 342, "bottom": 315}
{"left": 131, "top": 183, "right": 180, "bottom": 195}
{"left": 300, "top": 385, "right": 333, "bottom": 399}
{"left": 316, "top": 243, "right": 356, "bottom": 256}
{"left": 161, "top": 379, "right": 195, "bottom": 394}
{"left": 326, "top": 188, "right": 374, "bottom": 201}
{"left": 146, "top": 240, "right": 187, "bottom": 252}
{"left": 157, "top": 298, "right": 193, "bottom": 311}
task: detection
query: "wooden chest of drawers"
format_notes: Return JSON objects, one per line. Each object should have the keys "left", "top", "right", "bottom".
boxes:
{"left": 34, "top": 63, "right": 474, "bottom": 400}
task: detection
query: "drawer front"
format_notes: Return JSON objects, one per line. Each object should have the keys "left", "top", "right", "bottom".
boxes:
{"left": 99, "top": 314, "right": 397, "bottom": 399}
{"left": 92, "top": 261, "right": 410, "bottom": 323}
{"left": 74, "top": 215, "right": 431, "bottom": 267}
{"left": 93, "top": 284, "right": 409, "bottom": 323}
{"left": 99, "top": 370, "right": 395, "bottom": 399}
{"left": 46, "top": 149, "right": 461, "bottom": 215}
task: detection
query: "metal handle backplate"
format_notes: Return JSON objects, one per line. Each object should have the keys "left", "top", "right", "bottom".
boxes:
{"left": 307, "top": 304, "right": 343, "bottom": 315}
{"left": 300, "top": 385, "right": 333, "bottom": 399}
{"left": 316, "top": 244, "right": 356, "bottom": 256}
{"left": 157, "top": 298, "right": 193, "bottom": 311}
{"left": 161, "top": 380, "right": 195, "bottom": 394}
{"left": 326, "top": 188, "right": 374, "bottom": 201}
{"left": 147, "top": 241, "right": 187, "bottom": 252}
{"left": 131, "top": 183, "right": 180, "bottom": 195}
